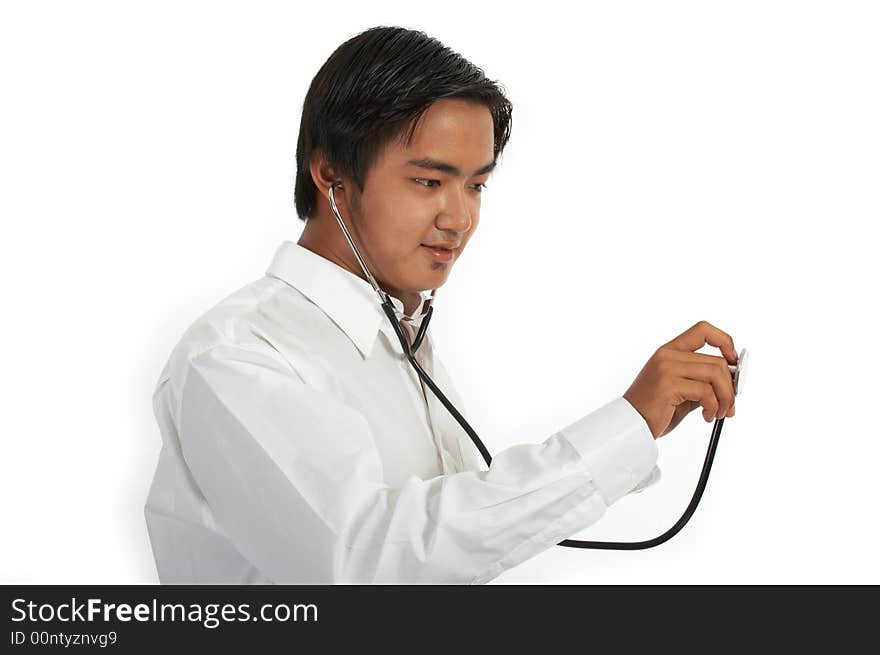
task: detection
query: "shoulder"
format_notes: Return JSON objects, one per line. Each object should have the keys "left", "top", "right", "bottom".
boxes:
{"left": 157, "top": 275, "right": 318, "bottom": 401}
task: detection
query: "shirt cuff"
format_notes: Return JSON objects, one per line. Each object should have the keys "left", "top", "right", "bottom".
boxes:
{"left": 630, "top": 464, "right": 662, "bottom": 494}
{"left": 557, "top": 396, "right": 659, "bottom": 506}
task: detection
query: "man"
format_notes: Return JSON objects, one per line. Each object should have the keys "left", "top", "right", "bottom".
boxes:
{"left": 144, "top": 26, "right": 738, "bottom": 584}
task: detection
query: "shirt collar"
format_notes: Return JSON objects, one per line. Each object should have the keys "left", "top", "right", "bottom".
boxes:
{"left": 265, "top": 240, "right": 434, "bottom": 359}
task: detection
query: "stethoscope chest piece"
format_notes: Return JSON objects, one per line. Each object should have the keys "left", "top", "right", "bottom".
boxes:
{"left": 730, "top": 347, "right": 748, "bottom": 396}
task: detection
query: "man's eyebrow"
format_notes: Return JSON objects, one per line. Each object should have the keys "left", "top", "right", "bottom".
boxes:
{"left": 405, "top": 157, "right": 497, "bottom": 177}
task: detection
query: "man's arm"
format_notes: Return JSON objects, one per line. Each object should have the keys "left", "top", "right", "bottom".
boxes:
{"left": 176, "top": 342, "right": 659, "bottom": 584}
{"left": 433, "top": 356, "right": 662, "bottom": 495}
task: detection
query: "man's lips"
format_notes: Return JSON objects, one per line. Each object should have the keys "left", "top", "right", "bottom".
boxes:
{"left": 421, "top": 242, "right": 460, "bottom": 250}
{"left": 420, "top": 244, "right": 457, "bottom": 262}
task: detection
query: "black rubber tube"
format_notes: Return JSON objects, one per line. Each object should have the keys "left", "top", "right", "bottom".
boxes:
{"left": 384, "top": 300, "right": 724, "bottom": 550}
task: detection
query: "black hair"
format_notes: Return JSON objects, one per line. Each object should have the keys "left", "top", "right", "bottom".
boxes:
{"left": 293, "top": 25, "right": 513, "bottom": 221}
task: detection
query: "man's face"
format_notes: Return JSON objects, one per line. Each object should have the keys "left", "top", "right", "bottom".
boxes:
{"left": 346, "top": 98, "right": 496, "bottom": 296}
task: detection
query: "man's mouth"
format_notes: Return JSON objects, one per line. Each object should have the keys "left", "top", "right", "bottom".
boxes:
{"left": 421, "top": 241, "right": 461, "bottom": 250}
{"left": 420, "top": 244, "right": 457, "bottom": 262}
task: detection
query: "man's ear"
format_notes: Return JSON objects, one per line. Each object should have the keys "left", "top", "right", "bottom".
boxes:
{"left": 309, "top": 149, "right": 341, "bottom": 201}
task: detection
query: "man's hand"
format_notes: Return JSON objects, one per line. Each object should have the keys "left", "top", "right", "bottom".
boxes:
{"left": 623, "top": 320, "right": 738, "bottom": 439}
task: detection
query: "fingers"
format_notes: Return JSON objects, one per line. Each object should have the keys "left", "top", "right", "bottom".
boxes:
{"left": 662, "top": 350, "right": 734, "bottom": 369}
{"left": 660, "top": 349, "right": 737, "bottom": 415}
{"left": 664, "top": 359, "right": 735, "bottom": 419}
{"left": 662, "top": 320, "right": 738, "bottom": 365}
{"left": 674, "top": 379, "right": 719, "bottom": 422}
{"left": 626, "top": 320, "right": 739, "bottom": 437}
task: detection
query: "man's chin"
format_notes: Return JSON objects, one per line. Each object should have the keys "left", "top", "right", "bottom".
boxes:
{"left": 418, "top": 266, "right": 453, "bottom": 289}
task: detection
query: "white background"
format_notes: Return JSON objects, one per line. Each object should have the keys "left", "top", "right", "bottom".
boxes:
{"left": 1, "top": 1, "right": 877, "bottom": 584}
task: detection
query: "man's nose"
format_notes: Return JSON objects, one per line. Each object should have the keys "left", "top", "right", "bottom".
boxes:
{"left": 438, "top": 187, "right": 473, "bottom": 233}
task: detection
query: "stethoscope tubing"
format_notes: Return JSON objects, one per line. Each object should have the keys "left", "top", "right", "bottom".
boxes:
{"left": 328, "top": 182, "right": 726, "bottom": 550}
{"left": 387, "top": 299, "right": 726, "bottom": 550}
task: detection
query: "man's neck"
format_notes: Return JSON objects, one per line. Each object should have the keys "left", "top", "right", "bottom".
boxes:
{"left": 297, "top": 228, "right": 423, "bottom": 317}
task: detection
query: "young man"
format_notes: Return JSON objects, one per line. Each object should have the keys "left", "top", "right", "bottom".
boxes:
{"left": 144, "top": 26, "right": 738, "bottom": 584}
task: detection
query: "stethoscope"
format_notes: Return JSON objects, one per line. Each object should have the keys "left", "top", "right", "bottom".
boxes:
{"left": 327, "top": 181, "right": 748, "bottom": 550}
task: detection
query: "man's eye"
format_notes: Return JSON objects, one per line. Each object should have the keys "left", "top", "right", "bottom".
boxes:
{"left": 414, "top": 178, "right": 488, "bottom": 192}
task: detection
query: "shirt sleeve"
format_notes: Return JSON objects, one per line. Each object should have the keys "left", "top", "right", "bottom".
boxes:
{"left": 561, "top": 396, "right": 661, "bottom": 505}
{"left": 630, "top": 463, "right": 662, "bottom": 493}
{"left": 176, "top": 342, "right": 660, "bottom": 584}
{"left": 430, "top": 353, "right": 662, "bottom": 496}
{"left": 558, "top": 397, "right": 663, "bottom": 497}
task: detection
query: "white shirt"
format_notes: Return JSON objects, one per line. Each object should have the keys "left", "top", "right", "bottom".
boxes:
{"left": 144, "top": 240, "right": 661, "bottom": 584}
